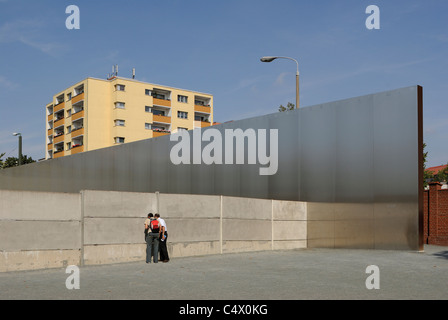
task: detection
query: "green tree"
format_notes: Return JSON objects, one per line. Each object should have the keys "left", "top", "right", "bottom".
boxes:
{"left": 423, "top": 143, "right": 433, "bottom": 187}
{"left": 434, "top": 164, "right": 448, "bottom": 182}
{"left": 1, "top": 155, "right": 35, "bottom": 169}
{"left": 422, "top": 143, "right": 448, "bottom": 186}
{"left": 0, "top": 152, "right": 4, "bottom": 168}
{"left": 278, "top": 102, "right": 295, "bottom": 112}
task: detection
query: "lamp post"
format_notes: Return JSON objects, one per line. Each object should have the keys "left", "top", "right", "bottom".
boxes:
{"left": 260, "top": 56, "right": 300, "bottom": 109}
{"left": 13, "top": 133, "right": 22, "bottom": 166}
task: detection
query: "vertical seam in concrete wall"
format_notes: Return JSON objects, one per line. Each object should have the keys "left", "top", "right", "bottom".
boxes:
{"left": 271, "top": 200, "right": 274, "bottom": 251}
{"left": 80, "top": 190, "right": 85, "bottom": 267}
{"left": 305, "top": 202, "right": 308, "bottom": 248}
{"left": 156, "top": 191, "right": 160, "bottom": 214}
{"left": 220, "top": 195, "right": 223, "bottom": 255}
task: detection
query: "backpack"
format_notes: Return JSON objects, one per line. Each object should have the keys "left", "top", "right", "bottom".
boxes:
{"left": 150, "top": 219, "right": 160, "bottom": 233}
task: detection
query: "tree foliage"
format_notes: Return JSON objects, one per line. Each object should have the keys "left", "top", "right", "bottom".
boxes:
{"left": 423, "top": 143, "right": 432, "bottom": 187}
{"left": 433, "top": 164, "right": 448, "bottom": 182}
{"left": 0, "top": 154, "right": 35, "bottom": 169}
{"left": 278, "top": 102, "right": 295, "bottom": 112}
{"left": 423, "top": 143, "right": 448, "bottom": 186}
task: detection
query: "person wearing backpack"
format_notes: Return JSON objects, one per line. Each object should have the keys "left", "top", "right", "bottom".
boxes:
{"left": 144, "top": 213, "right": 152, "bottom": 241}
{"left": 145, "top": 213, "right": 160, "bottom": 263}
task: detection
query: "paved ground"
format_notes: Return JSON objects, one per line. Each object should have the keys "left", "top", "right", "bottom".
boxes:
{"left": 0, "top": 245, "right": 447, "bottom": 301}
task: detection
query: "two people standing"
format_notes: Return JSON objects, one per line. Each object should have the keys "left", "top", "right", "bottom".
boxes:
{"left": 145, "top": 213, "right": 170, "bottom": 263}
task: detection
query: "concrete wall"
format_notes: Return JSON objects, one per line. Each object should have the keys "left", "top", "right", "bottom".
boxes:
{"left": 81, "top": 190, "right": 158, "bottom": 265}
{"left": 0, "top": 190, "right": 81, "bottom": 271}
{"left": 0, "top": 190, "right": 307, "bottom": 272}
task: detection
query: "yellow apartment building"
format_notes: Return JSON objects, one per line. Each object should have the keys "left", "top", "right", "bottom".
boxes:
{"left": 45, "top": 76, "right": 213, "bottom": 159}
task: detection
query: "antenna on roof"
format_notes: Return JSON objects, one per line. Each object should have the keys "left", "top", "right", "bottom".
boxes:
{"left": 107, "top": 65, "right": 119, "bottom": 80}
{"left": 132, "top": 68, "right": 135, "bottom": 79}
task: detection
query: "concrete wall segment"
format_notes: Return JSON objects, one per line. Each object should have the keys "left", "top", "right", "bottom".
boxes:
{"left": 0, "top": 190, "right": 80, "bottom": 221}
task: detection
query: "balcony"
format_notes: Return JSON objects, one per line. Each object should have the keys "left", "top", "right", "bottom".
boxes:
{"left": 153, "top": 97, "right": 171, "bottom": 107}
{"left": 195, "top": 120, "right": 212, "bottom": 128}
{"left": 53, "top": 150, "right": 65, "bottom": 159}
{"left": 152, "top": 130, "right": 170, "bottom": 138}
{"left": 54, "top": 102, "right": 65, "bottom": 113}
{"left": 72, "top": 110, "right": 84, "bottom": 121}
{"left": 53, "top": 134, "right": 64, "bottom": 144}
{"left": 153, "top": 114, "right": 171, "bottom": 124}
{"left": 47, "top": 114, "right": 53, "bottom": 122}
{"left": 194, "top": 104, "right": 211, "bottom": 114}
{"left": 71, "top": 145, "right": 84, "bottom": 155}
{"left": 47, "top": 128, "right": 53, "bottom": 136}
{"left": 71, "top": 127, "right": 84, "bottom": 137}
{"left": 72, "top": 92, "right": 85, "bottom": 104}
{"left": 54, "top": 117, "right": 64, "bottom": 128}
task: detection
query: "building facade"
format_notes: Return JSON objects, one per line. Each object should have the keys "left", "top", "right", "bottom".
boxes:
{"left": 45, "top": 76, "right": 213, "bottom": 159}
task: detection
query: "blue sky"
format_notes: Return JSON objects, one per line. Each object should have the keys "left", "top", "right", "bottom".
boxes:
{"left": 0, "top": 0, "right": 447, "bottom": 167}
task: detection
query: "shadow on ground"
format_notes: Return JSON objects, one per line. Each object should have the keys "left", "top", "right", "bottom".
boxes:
{"left": 432, "top": 250, "right": 448, "bottom": 260}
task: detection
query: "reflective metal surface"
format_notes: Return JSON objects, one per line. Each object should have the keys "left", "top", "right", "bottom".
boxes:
{"left": 0, "top": 86, "right": 423, "bottom": 250}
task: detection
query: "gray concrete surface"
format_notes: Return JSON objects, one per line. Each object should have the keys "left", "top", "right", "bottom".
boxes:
{"left": 1, "top": 190, "right": 307, "bottom": 271}
{"left": 0, "top": 245, "right": 447, "bottom": 300}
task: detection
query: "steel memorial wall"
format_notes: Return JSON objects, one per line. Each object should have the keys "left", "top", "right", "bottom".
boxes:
{"left": 0, "top": 86, "right": 423, "bottom": 250}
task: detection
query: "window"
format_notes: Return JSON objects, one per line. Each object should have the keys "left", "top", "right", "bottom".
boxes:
{"left": 195, "top": 115, "right": 208, "bottom": 122}
{"left": 178, "top": 111, "right": 188, "bottom": 119}
{"left": 67, "top": 126, "right": 72, "bottom": 134}
{"left": 72, "top": 120, "right": 83, "bottom": 131}
{"left": 56, "top": 94, "right": 64, "bottom": 105}
{"left": 115, "top": 119, "right": 125, "bottom": 127}
{"left": 145, "top": 123, "right": 152, "bottom": 130}
{"left": 152, "top": 125, "right": 166, "bottom": 131}
{"left": 153, "top": 93, "right": 166, "bottom": 100}
{"left": 115, "top": 84, "right": 125, "bottom": 91}
{"left": 74, "top": 85, "right": 84, "bottom": 96}
{"left": 145, "top": 89, "right": 152, "bottom": 96}
{"left": 115, "top": 102, "right": 125, "bottom": 109}
{"left": 145, "top": 106, "right": 151, "bottom": 112}
{"left": 67, "top": 93, "right": 72, "bottom": 101}
{"left": 55, "top": 110, "right": 64, "bottom": 121}
{"left": 72, "top": 137, "right": 83, "bottom": 147}
{"left": 66, "top": 142, "right": 71, "bottom": 150}
{"left": 178, "top": 95, "right": 188, "bottom": 103}
{"left": 115, "top": 137, "right": 125, "bottom": 144}
{"left": 153, "top": 109, "right": 165, "bottom": 116}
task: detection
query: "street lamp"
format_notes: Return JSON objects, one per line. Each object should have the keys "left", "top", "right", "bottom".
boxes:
{"left": 260, "top": 56, "right": 300, "bottom": 109}
{"left": 13, "top": 133, "right": 22, "bottom": 166}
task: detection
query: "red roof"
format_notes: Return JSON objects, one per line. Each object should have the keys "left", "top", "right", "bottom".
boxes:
{"left": 426, "top": 165, "right": 448, "bottom": 175}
